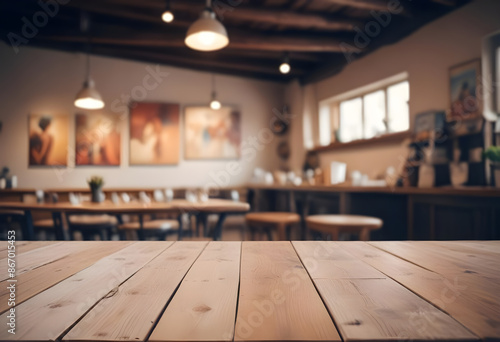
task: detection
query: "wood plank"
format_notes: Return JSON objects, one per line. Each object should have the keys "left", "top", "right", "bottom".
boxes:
{"left": 0, "top": 241, "right": 84, "bottom": 281}
{"left": 340, "top": 241, "right": 500, "bottom": 342}
{"left": 426, "top": 241, "right": 500, "bottom": 255}
{"left": 150, "top": 241, "right": 241, "bottom": 342}
{"left": 293, "top": 241, "right": 478, "bottom": 342}
{"left": 0, "top": 241, "right": 132, "bottom": 313}
{"left": 63, "top": 241, "right": 207, "bottom": 342}
{"left": 0, "top": 242, "right": 171, "bottom": 341}
{"left": 370, "top": 241, "right": 500, "bottom": 279}
{"left": 234, "top": 241, "right": 341, "bottom": 342}
{"left": 0, "top": 241, "right": 58, "bottom": 254}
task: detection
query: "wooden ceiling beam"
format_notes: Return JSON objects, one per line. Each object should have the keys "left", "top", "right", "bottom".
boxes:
{"left": 38, "top": 31, "right": 359, "bottom": 53}
{"left": 33, "top": 39, "right": 304, "bottom": 78}
{"left": 311, "top": 0, "right": 398, "bottom": 11}
{"left": 68, "top": 0, "right": 360, "bottom": 31}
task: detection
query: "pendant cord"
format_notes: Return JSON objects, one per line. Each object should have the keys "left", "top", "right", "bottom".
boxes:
{"left": 211, "top": 74, "right": 216, "bottom": 98}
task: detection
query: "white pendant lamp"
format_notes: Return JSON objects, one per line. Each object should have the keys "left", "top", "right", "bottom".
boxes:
{"left": 161, "top": 0, "right": 174, "bottom": 23}
{"left": 279, "top": 54, "right": 291, "bottom": 74}
{"left": 74, "top": 52, "right": 104, "bottom": 110}
{"left": 210, "top": 74, "right": 221, "bottom": 110}
{"left": 185, "top": 0, "right": 229, "bottom": 51}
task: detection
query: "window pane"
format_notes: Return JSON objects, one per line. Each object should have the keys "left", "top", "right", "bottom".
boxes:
{"left": 339, "top": 97, "right": 362, "bottom": 143}
{"left": 363, "top": 90, "right": 386, "bottom": 139}
{"left": 319, "top": 105, "right": 331, "bottom": 146}
{"left": 387, "top": 81, "right": 410, "bottom": 132}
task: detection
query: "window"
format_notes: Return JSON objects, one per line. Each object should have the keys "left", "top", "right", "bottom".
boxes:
{"left": 338, "top": 81, "right": 409, "bottom": 143}
{"left": 318, "top": 74, "right": 410, "bottom": 147}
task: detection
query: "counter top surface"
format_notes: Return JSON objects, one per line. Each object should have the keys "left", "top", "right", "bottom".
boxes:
{"left": 0, "top": 240, "right": 498, "bottom": 342}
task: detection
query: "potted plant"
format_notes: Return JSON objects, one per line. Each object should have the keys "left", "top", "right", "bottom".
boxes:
{"left": 484, "top": 146, "right": 500, "bottom": 187}
{"left": 88, "top": 176, "right": 104, "bottom": 203}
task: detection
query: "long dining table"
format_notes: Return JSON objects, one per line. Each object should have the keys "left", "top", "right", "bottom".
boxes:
{"left": 0, "top": 199, "right": 250, "bottom": 240}
{"left": 0, "top": 240, "right": 498, "bottom": 342}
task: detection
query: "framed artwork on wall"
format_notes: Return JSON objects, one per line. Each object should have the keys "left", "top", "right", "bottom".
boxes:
{"left": 129, "top": 102, "right": 180, "bottom": 165}
{"left": 75, "top": 112, "right": 121, "bottom": 166}
{"left": 449, "top": 59, "right": 482, "bottom": 121}
{"left": 184, "top": 106, "right": 241, "bottom": 160}
{"left": 28, "top": 114, "right": 69, "bottom": 167}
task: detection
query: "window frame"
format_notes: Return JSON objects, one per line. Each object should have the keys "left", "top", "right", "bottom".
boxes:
{"left": 337, "top": 80, "right": 409, "bottom": 143}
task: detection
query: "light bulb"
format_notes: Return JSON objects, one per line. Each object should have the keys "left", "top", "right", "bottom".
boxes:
{"left": 198, "top": 31, "right": 217, "bottom": 46}
{"left": 162, "top": 10, "right": 174, "bottom": 23}
{"left": 279, "top": 62, "right": 290, "bottom": 74}
{"left": 210, "top": 99, "right": 221, "bottom": 110}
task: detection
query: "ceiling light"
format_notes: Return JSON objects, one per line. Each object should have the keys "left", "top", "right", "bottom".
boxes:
{"left": 280, "top": 54, "right": 291, "bottom": 74}
{"left": 210, "top": 74, "right": 221, "bottom": 110}
{"left": 185, "top": 0, "right": 229, "bottom": 51}
{"left": 162, "top": 0, "right": 174, "bottom": 23}
{"left": 75, "top": 78, "right": 104, "bottom": 110}
{"left": 75, "top": 13, "right": 104, "bottom": 110}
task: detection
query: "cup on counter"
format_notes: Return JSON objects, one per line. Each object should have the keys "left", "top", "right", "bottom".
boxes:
{"left": 164, "top": 188, "right": 174, "bottom": 202}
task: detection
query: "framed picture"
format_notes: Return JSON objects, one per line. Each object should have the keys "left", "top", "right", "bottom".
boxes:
{"left": 75, "top": 112, "right": 121, "bottom": 166}
{"left": 129, "top": 102, "right": 180, "bottom": 165}
{"left": 28, "top": 114, "right": 68, "bottom": 167}
{"left": 449, "top": 59, "right": 482, "bottom": 120}
{"left": 184, "top": 106, "right": 241, "bottom": 160}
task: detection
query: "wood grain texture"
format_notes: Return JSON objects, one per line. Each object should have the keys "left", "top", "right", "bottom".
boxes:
{"left": 0, "top": 242, "right": 170, "bottom": 341}
{"left": 234, "top": 241, "right": 341, "bottom": 342}
{"left": 0, "top": 242, "right": 86, "bottom": 281}
{"left": 0, "top": 241, "right": 58, "bottom": 254}
{"left": 64, "top": 241, "right": 206, "bottom": 342}
{"left": 150, "top": 241, "right": 241, "bottom": 342}
{"left": 340, "top": 241, "right": 500, "bottom": 342}
{"left": 0, "top": 241, "right": 132, "bottom": 313}
{"left": 293, "top": 241, "right": 478, "bottom": 342}
{"left": 370, "top": 241, "right": 500, "bottom": 280}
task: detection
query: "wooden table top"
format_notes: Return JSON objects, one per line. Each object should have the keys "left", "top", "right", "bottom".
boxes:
{"left": 0, "top": 241, "right": 498, "bottom": 342}
{"left": 0, "top": 199, "right": 250, "bottom": 214}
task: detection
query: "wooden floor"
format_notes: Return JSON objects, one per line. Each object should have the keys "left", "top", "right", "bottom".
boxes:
{"left": 0, "top": 241, "right": 499, "bottom": 342}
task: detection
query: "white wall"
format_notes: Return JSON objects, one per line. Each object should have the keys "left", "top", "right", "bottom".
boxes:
{"left": 287, "top": 0, "right": 500, "bottom": 179}
{"left": 0, "top": 45, "right": 285, "bottom": 189}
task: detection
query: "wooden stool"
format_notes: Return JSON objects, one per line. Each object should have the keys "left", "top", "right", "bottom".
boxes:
{"left": 245, "top": 212, "right": 300, "bottom": 241}
{"left": 307, "top": 215, "right": 382, "bottom": 241}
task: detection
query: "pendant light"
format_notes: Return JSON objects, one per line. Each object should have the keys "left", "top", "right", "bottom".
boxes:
{"left": 210, "top": 74, "right": 221, "bottom": 110}
{"left": 279, "top": 53, "right": 291, "bottom": 74}
{"left": 74, "top": 12, "right": 104, "bottom": 110}
{"left": 185, "top": 0, "right": 229, "bottom": 51}
{"left": 161, "top": 0, "right": 174, "bottom": 23}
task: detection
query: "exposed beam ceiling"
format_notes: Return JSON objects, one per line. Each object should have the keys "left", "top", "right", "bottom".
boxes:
{"left": 0, "top": 0, "right": 471, "bottom": 83}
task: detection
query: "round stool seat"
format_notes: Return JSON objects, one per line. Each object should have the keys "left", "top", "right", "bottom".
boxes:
{"left": 245, "top": 212, "right": 300, "bottom": 241}
{"left": 307, "top": 215, "right": 382, "bottom": 241}
{"left": 245, "top": 212, "right": 300, "bottom": 225}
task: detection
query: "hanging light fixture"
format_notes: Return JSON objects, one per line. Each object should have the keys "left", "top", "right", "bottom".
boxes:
{"left": 74, "top": 12, "right": 104, "bottom": 110}
{"left": 74, "top": 54, "right": 104, "bottom": 110}
{"left": 210, "top": 74, "right": 221, "bottom": 110}
{"left": 279, "top": 53, "right": 291, "bottom": 74}
{"left": 161, "top": 0, "right": 174, "bottom": 23}
{"left": 185, "top": 0, "right": 229, "bottom": 51}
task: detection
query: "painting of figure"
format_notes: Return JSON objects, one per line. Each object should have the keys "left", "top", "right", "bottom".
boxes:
{"left": 75, "top": 112, "right": 121, "bottom": 166}
{"left": 185, "top": 106, "right": 241, "bottom": 160}
{"left": 129, "top": 102, "right": 180, "bottom": 165}
{"left": 449, "top": 59, "right": 481, "bottom": 120}
{"left": 29, "top": 114, "right": 68, "bottom": 166}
